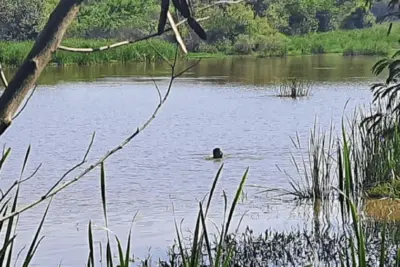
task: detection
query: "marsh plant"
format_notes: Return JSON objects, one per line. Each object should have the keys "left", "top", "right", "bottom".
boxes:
{"left": 276, "top": 79, "right": 312, "bottom": 99}
{"left": 275, "top": 120, "right": 336, "bottom": 200}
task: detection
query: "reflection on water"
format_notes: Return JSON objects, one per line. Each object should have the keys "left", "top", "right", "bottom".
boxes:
{"left": 364, "top": 199, "right": 400, "bottom": 221}
{"left": 0, "top": 54, "right": 390, "bottom": 266}
{"left": 3, "top": 54, "right": 384, "bottom": 85}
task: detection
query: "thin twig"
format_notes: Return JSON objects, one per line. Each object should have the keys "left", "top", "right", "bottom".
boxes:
{"left": 0, "top": 63, "right": 8, "bottom": 88}
{"left": 173, "top": 59, "right": 201, "bottom": 78}
{"left": 0, "top": 163, "right": 42, "bottom": 203}
{"left": 21, "top": 163, "right": 42, "bottom": 183}
{"left": 12, "top": 84, "right": 38, "bottom": 120}
{"left": 147, "top": 41, "right": 173, "bottom": 67}
{"left": 0, "top": 47, "right": 202, "bottom": 223}
{"left": 149, "top": 74, "right": 163, "bottom": 104}
{"left": 44, "top": 132, "right": 96, "bottom": 197}
{"left": 57, "top": 16, "right": 208, "bottom": 53}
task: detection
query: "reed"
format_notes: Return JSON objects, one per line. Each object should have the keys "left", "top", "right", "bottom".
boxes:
{"left": 276, "top": 120, "right": 335, "bottom": 200}
{"left": 275, "top": 79, "right": 312, "bottom": 98}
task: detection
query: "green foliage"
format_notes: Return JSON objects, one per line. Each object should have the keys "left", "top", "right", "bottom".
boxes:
{"left": 367, "top": 179, "right": 400, "bottom": 198}
{"left": 0, "top": 38, "right": 176, "bottom": 66}
{"left": 0, "top": 0, "right": 45, "bottom": 40}
{"left": 69, "top": 0, "right": 159, "bottom": 39}
{"left": 288, "top": 23, "right": 398, "bottom": 56}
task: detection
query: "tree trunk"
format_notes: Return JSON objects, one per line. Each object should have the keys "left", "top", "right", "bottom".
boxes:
{"left": 0, "top": 0, "right": 83, "bottom": 136}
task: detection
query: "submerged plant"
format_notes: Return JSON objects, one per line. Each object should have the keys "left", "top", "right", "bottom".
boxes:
{"left": 276, "top": 79, "right": 312, "bottom": 99}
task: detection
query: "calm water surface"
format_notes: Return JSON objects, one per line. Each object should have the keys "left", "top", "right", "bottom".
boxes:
{"left": 0, "top": 55, "right": 383, "bottom": 266}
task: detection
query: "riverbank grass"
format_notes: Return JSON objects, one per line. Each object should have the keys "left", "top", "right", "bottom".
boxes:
{"left": 1, "top": 23, "right": 399, "bottom": 66}
{"left": 288, "top": 23, "right": 400, "bottom": 56}
{"left": 0, "top": 38, "right": 177, "bottom": 66}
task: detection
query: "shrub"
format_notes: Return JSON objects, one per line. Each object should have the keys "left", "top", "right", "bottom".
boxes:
{"left": 255, "top": 34, "right": 288, "bottom": 57}
{"left": 233, "top": 35, "right": 255, "bottom": 55}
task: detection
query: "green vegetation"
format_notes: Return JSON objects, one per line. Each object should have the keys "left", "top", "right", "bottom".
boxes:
{"left": 1, "top": 24, "right": 397, "bottom": 66}
{"left": 0, "top": 0, "right": 397, "bottom": 66}
{"left": 288, "top": 23, "right": 399, "bottom": 56}
{"left": 275, "top": 79, "right": 312, "bottom": 98}
{"left": 0, "top": 39, "right": 177, "bottom": 66}
{"left": 4, "top": 0, "right": 400, "bottom": 266}
{"left": 367, "top": 180, "right": 400, "bottom": 198}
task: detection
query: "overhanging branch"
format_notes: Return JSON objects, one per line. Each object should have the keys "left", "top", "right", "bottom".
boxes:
{"left": 0, "top": 0, "right": 85, "bottom": 136}
{"left": 57, "top": 17, "right": 209, "bottom": 53}
{"left": 0, "top": 51, "right": 202, "bottom": 223}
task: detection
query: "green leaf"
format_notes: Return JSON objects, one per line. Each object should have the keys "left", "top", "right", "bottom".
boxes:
{"left": 20, "top": 145, "right": 31, "bottom": 178}
{"left": 379, "top": 223, "right": 387, "bottom": 267}
{"left": 115, "top": 236, "right": 125, "bottom": 267}
{"left": 88, "top": 221, "right": 94, "bottom": 267}
{"left": 1, "top": 182, "right": 20, "bottom": 266}
{"left": 190, "top": 210, "right": 202, "bottom": 267}
{"left": 0, "top": 147, "right": 11, "bottom": 172}
{"left": 199, "top": 203, "right": 213, "bottom": 267}
{"left": 174, "top": 220, "right": 187, "bottom": 267}
{"left": 22, "top": 199, "right": 52, "bottom": 267}
{"left": 224, "top": 167, "right": 249, "bottom": 238}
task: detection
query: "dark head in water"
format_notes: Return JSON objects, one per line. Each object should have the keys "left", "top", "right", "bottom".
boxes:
{"left": 213, "top": 148, "right": 223, "bottom": 159}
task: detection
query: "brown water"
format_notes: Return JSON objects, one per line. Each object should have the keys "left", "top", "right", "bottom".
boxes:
{"left": 0, "top": 55, "right": 383, "bottom": 266}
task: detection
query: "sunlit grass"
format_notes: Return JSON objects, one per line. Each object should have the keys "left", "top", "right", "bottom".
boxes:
{"left": 0, "top": 38, "right": 176, "bottom": 66}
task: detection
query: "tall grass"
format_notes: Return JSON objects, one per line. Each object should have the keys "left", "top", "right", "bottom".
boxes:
{"left": 277, "top": 120, "right": 336, "bottom": 200}
{"left": 0, "top": 38, "right": 176, "bottom": 66}
{"left": 288, "top": 23, "right": 399, "bottom": 56}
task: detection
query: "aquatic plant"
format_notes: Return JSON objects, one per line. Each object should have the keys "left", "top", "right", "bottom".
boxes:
{"left": 275, "top": 79, "right": 312, "bottom": 98}
{"left": 276, "top": 120, "right": 335, "bottom": 200}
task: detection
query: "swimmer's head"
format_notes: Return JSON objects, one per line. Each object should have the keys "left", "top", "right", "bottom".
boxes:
{"left": 212, "top": 148, "right": 223, "bottom": 159}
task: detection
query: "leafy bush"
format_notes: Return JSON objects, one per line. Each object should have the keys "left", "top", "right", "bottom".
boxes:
{"left": 233, "top": 35, "right": 255, "bottom": 55}
{"left": 255, "top": 34, "right": 288, "bottom": 57}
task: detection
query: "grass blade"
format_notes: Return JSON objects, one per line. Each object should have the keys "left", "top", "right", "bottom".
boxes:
{"left": 1, "top": 184, "right": 20, "bottom": 266}
{"left": 379, "top": 223, "right": 387, "bottom": 267}
{"left": 115, "top": 236, "right": 125, "bottom": 267}
{"left": 189, "top": 211, "right": 201, "bottom": 267}
{"left": 88, "top": 221, "right": 94, "bottom": 267}
{"left": 205, "top": 163, "right": 224, "bottom": 215}
{"left": 0, "top": 147, "right": 11, "bottom": 171}
{"left": 124, "top": 212, "right": 137, "bottom": 266}
{"left": 199, "top": 203, "right": 213, "bottom": 267}
{"left": 20, "top": 145, "right": 31, "bottom": 178}
{"left": 99, "top": 162, "right": 113, "bottom": 267}
{"left": 174, "top": 219, "right": 187, "bottom": 267}
{"left": 22, "top": 199, "right": 52, "bottom": 267}
{"left": 224, "top": 167, "right": 249, "bottom": 238}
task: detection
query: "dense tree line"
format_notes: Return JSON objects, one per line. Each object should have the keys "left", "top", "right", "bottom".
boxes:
{"left": 0, "top": 0, "right": 390, "bottom": 53}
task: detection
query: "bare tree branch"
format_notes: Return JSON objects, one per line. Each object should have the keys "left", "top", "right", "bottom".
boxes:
{"left": 0, "top": 163, "right": 42, "bottom": 203}
{"left": 0, "top": 0, "right": 85, "bottom": 136}
{"left": 57, "top": 16, "right": 209, "bottom": 53}
{"left": 43, "top": 132, "right": 95, "bottom": 197}
{"left": 0, "top": 48, "right": 202, "bottom": 223}
{"left": 12, "top": 84, "right": 38, "bottom": 120}
{"left": 0, "top": 63, "right": 8, "bottom": 88}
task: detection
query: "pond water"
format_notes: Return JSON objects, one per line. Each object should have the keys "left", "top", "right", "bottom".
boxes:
{"left": 0, "top": 55, "right": 386, "bottom": 266}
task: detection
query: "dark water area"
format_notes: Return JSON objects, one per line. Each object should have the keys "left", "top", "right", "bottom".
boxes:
{"left": 0, "top": 55, "right": 388, "bottom": 266}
